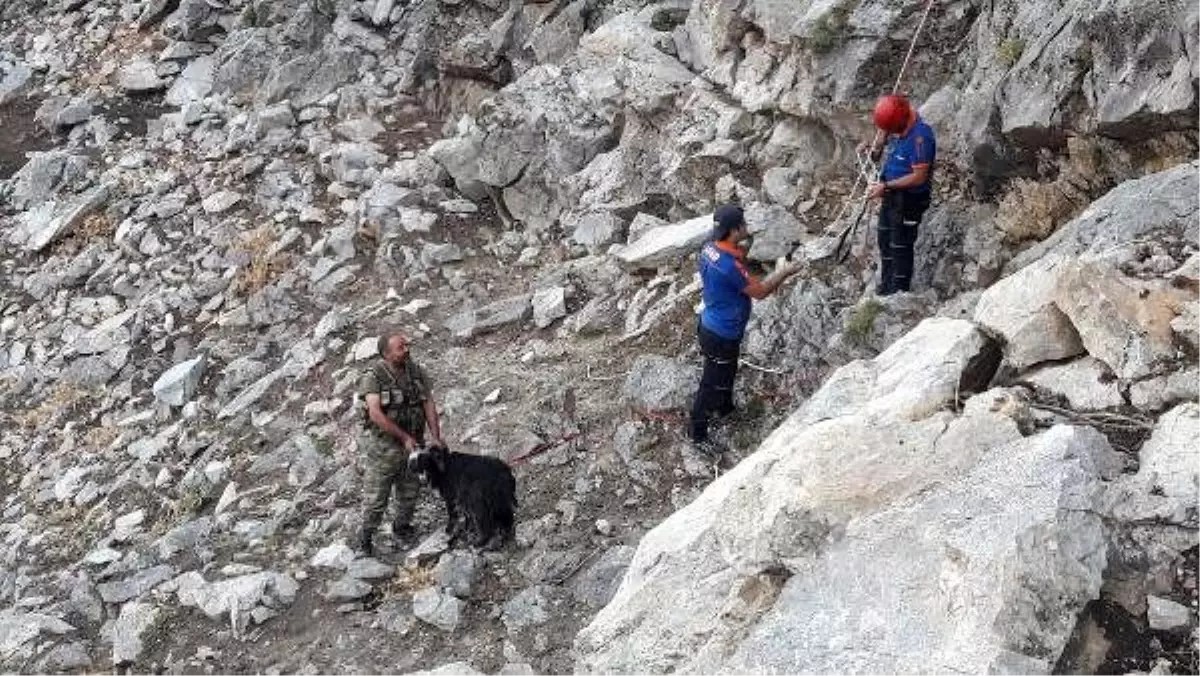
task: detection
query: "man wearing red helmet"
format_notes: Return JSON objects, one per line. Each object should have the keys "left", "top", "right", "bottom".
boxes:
{"left": 863, "top": 94, "right": 936, "bottom": 295}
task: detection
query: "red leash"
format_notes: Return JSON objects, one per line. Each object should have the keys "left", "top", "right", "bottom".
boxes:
{"left": 508, "top": 431, "right": 582, "bottom": 466}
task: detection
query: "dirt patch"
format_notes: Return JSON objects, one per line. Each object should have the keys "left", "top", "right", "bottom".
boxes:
{"left": 0, "top": 93, "right": 57, "bottom": 179}
{"left": 1065, "top": 545, "right": 1200, "bottom": 676}
{"left": 98, "top": 93, "right": 173, "bottom": 140}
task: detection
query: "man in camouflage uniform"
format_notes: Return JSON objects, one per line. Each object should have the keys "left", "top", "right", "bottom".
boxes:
{"left": 357, "top": 332, "right": 443, "bottom": 556}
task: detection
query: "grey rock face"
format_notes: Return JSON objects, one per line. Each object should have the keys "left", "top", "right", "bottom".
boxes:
{"left": 346, "top": 557, "right": 394, "bottom": 581}
{"left": 570, "top": 211, "right": 624, "bottom": 249}
{"left": 0, "top": 62, "right": 32, "bottom": 104}
{"left": 410, "top": 662, "right": 483, "bottom": 676}
{"left": 622, "top": 355, "right": 698, "bottom": 412}
{"left": 1008, "top": 161, "right": 1199, "bottom": 273}
{"left": 1021, "top": 357, "right": 1124, "bottom": 411}
{"left": 445, "top": 295, "right": 532, "bottom": 339}
{"left": 9, "top": 151, "right": 89, "bottom": 211}
{"left": 96, "top": 565, "right": 176, "bottom": 604}
{"left": 0, "top": 611, "right": 74, "bottom": 664}
{"left": 119, "top": 59, "right": 166, "bottom": 92}
{"left": 615, "top": 215, "right": 711, "bottom": 271}
{"left": 174, "top": 571, "right": 298, "bottom": 621}
{"left": 35, "top": 96, "right": 92, "bottom": 132}
{"left": 572, "top": 546, "right": 635, "bottom": 608}
{"left": 1146, "top": 596, "right": 1191, "bottom": 631}
{"left": 744, "top": 202, "right": 802, "bottom": 262}
{"left": 37, "top": 642, "right": 92, "bottom": 671}
{"left": 155, "top": 517, "right": 213, "bottom": 560}
{"left": 502, "top": 586, "right": 553, "bottom": 634}
{"left": 974, "top": 256, "right": 1086, "bottom": 371}
{"left": 325, "top": 576, "right": 373, "bottom": 601}
{"left": 531, "top": 287, "right": 567, "bottom": 329}
{"left": 111, "top": 602, "right": 159, "bottom": 666}
{"left": 577, "top": 318, "right": 1116, "bottom": 674}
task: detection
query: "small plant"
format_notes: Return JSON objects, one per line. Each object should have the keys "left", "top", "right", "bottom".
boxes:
{"left": 84, "top": 424, "right": 120, "bottom": 451}
{"left": 233, "top": 225, "right": 286, "bottom": 296}
{"left": 175, "top": 485, "right": 207, "bottom": 517}
{"left": 312, "top": 0, "right": 336, "bottom": 19}
{"left": 313, "top": 436, "right": 335, "bottom": 456}
{"left": 77, "top": 213, "right": 116, "bottom": 239}
{"left": 845, "top": 299, "right": 884, "bottom": 345}
{"left": 241, "top": 2, "right": 263, "bottom": 28}
{"left": 15, "top": 384, "right": 89, "bottom": 430}
{"left": 997, "top": 38, "right": 1025, "bottom": 68}
{"left": 809, "top": 5, "right": 850, "bottom": 54}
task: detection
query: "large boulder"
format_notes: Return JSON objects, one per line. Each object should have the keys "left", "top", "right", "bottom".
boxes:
{"left": 174, "top": 571, "right": 298, "bottom": 622}
{"left": 798, "top": 317, "right": 999, "bottom": 424}
{"left": 614, "top": 215, "right": 711, "bottom": 270}
{"left": 974, "top": 256, "right": 1085, "bottom": 371}
{"left": 444, "top": 294, "right": 532, "bottom": 340}
{"left": 1097, "top": 403, "right": 1198, "bottom": 630}
{"left": 1103, "top": 403, "right": 1199, "bottom": 527}
{"left": 1021, "top": 357, "right": 1124, "bottom": 411}
{"left": 13, "top": 186, "right": 109, "bottom": 252}
{"left": 576, "top": 317, "right": 1119, "bottom": 674}
{"left": 1053, "top": 261, "right": 1189, "bottom": 381}
{"left": 428, "top": 5, "right": 702, "bottom": 230}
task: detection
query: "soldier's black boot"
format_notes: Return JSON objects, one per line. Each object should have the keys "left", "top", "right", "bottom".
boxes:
{"left": 357, "top": 529, "right": 374, "bottom": 558}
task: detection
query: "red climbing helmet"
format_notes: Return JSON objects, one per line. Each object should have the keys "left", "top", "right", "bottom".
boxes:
{"left": 873, "top": 94, "right": 912, "bottom": 134}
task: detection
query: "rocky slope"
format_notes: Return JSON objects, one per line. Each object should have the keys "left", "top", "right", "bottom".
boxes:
{"left": 576, "top": 162, "right": 1199, "bottom": 674}
{"left": 0, "top": 0, "right": 1197, "bottom": 674}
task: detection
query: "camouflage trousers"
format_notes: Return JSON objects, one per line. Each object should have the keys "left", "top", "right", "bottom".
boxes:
{"left": 359, "top": 431, "right": 421, "bottom": 537}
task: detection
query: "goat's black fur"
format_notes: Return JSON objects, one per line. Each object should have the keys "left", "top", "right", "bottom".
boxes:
{"left": 407, "top": 444, "right": 516, "bottom": 550}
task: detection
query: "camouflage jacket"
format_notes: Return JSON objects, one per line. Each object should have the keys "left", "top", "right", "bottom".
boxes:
{"left": 358, "top": 358, "right": 430, "bottom": 439}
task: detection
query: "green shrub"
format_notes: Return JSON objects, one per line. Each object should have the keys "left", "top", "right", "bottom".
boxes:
{"left": 810, "top": 5, "right": 851, "bottom": 54}
{"left": 845, "top": 299, "right": 884, "bottom": 345}
{"left": 998, "top": 38, "right": 1025, "bottom": 68}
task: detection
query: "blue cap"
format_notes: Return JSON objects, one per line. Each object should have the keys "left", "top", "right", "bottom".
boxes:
{"left": 713, "top": 204, "right": 744, "bottom": 237}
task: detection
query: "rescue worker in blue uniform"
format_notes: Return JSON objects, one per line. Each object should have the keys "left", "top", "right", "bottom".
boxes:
{"left": 690, "top": 205, "right": 801, "bottom": 457}
{"left": 865, "top": 94, "right": 937, "bottom": 295}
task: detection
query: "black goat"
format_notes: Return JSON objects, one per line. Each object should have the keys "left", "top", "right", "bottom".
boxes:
{"left": 407, "top": 444, "right": 516, "bottom": 550}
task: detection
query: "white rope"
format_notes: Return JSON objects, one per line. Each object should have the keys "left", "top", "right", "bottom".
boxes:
{"left": 891, "top": 0, "right": 938, "bottom": 96}
{"left": 828, "top": 0, "right": 937, "bottom": 234}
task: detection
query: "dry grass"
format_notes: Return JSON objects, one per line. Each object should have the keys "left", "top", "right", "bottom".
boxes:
{"left": 233, "top": 226, "right": 288, "bottom": 296}
{"left": 994, "top": 178, "right": 1081, "bottom": 244}
{"left": 77, "top": 213, "right": 116, "bottom": 239}
{"left": 387, "top": 564, "right": 437, "bottom": 595}
{"left": 83, "top": 424, "right": 121, "bottom": 451}
{"left": 15, "top": 383, "right": 90, "bottom": 430}
{"left": 1065, "top": 136, "right": 1102, "bottom": 182}
{"left": 51, "top": 213, "right": 117, "bottom": 256}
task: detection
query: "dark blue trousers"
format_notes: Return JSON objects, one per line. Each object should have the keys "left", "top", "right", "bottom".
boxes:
{"left": 877, "top": 190, "right": 931, "bottom": 294}
{"left": 689, "top": 323, "right": 741, "bottom": 442}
